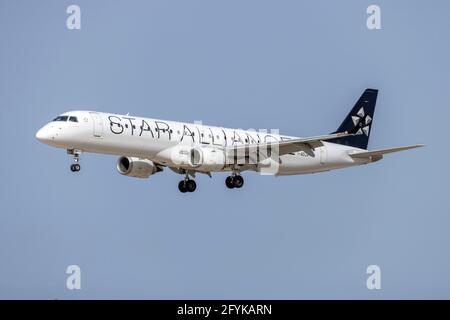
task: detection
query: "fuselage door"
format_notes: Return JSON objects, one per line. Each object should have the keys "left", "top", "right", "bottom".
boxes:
{"left": 89, "top": 112, "right": 103, "bottom": 138}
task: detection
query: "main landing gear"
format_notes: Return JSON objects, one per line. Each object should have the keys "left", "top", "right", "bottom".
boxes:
{"left": 68, "top": 149, "right": 81, "bottom": 172}
{"left": 178, "top": 179, "right": 197, "bottom": 193}
{"left": 178, "top": 171, "right": 197, "bottom": 193}
{"left": 225, "top": 174, "right": 244, "bottom": 189}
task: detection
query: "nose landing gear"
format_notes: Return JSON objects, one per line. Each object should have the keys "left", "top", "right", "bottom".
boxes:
{"left": 70, "top": 163, "right": 81, "bottom": 172}
{"left": 68, "top": 149, "right": 81, "bottom": 172}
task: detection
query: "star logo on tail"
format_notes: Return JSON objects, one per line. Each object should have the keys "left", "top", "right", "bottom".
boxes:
{"left": 351, "top": 107, "right": 372, "bottom": 136}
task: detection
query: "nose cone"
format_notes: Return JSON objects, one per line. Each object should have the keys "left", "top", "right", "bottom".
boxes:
{"left": 35, "top": 126, "right": 52, "bottom": 144}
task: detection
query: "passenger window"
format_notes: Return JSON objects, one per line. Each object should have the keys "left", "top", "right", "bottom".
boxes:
{"left": 69, "top": 116, "right": 78, "bottom": 123}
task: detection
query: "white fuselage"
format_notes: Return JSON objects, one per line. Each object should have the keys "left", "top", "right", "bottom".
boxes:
{"left": 36, "top": 110, "right": 370, "bottom": 175}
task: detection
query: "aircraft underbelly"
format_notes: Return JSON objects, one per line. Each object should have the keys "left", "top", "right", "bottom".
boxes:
{"left": 277, "top": 154, "right": 324, "bottom": 175}
{"left": 276, "top": 146, "right": 356, "bottom": 175}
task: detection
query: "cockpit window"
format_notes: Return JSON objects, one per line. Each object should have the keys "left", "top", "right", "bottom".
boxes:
{"left": 53, "top": 116, "right": 69, "bottom": 122}
{"left": 68, "top": 116, "right": 78, "bottom": 123}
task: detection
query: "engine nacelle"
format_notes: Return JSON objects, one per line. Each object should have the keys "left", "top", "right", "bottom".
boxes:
{"left": 116, "top": 157, "right": 158, "bottom": 178}
{"left": 188, "top": 147, "right": 226, "bottom": 172}
{"left": 159, "top": 145, "right": 226, "bottom": 172}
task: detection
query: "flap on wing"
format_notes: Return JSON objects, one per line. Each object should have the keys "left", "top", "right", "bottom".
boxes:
{"left": 226, "top": 131, "right": 352, "bottom": 158}
{"left": 349, "top": 144, "right": 424, "bottom": 159}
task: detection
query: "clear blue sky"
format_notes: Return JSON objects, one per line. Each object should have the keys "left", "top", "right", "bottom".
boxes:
{"left": 0, "top": 0, "right": 448, "bottom": 299}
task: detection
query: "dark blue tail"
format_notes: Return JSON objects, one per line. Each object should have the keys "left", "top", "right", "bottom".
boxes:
{"left": 329, "top": 88, "right": 378, "bottom": 150}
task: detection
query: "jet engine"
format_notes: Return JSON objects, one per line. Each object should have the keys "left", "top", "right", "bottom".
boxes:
{"left": 116, "top": 156, "right": 160, "bottom": 178}
{"left": 160, "top": 145, "right": 226, "bottom": 172}
{"left": 188, "top": 147, "right": 226, "bottom": 172}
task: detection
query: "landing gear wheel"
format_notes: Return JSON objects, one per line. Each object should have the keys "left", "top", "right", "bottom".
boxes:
{"left": 225, "top": 176, "right": 234, "bottom": 189}
{"left": 186, "top": 180, "right": 197, "bottom": 192}
{"left": 178, "top": 179, "right": 196, "bottom": 193}
{"left": 70, "top": 164, "right": 81, "bottom": 172}
{"left": 233, "top": 175, "right": 244, "bottom": 188}
{"left": 178, "top": 180, "right": 188, "bottom": 193}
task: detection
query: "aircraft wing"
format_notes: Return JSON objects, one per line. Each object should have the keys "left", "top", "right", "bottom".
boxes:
{"left": 225, "top": 131, "right": 353, "bottom": 159}
{"left": 349, "top": 144, "right": 425, "bottom": 159}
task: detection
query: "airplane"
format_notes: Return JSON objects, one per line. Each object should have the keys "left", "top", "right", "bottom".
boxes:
{"left": 36, "top": 89, "right": 423, "bottom": 193}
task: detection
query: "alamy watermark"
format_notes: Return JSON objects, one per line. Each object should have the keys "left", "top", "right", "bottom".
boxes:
{"left": 66, "top": 265, "right": 82, "bottom": 290}
{"left": 367, "top": 5, "right": 381, "bottom": 30}
{"left": 366, "top": 265, "right": 381, "bottom": 290}
{"left": 66, "top": 5, "right": 81, "bottom": 30}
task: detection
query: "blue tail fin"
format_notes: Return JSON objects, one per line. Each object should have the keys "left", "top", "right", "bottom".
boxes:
{"left": 329, "top": 88, "right": 378, "bottom": 150}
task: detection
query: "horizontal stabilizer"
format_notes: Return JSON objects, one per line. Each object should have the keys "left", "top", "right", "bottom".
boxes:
{"left": 349, "top": 144, "right": 424, "bottom": 159}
